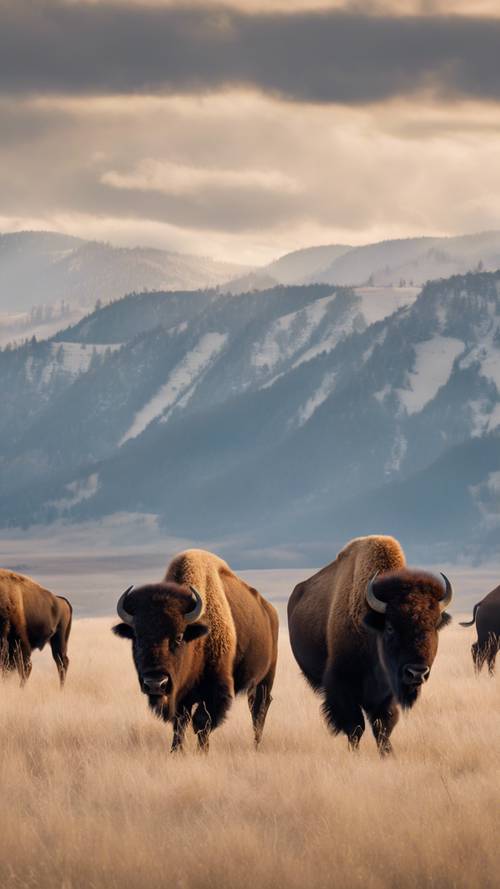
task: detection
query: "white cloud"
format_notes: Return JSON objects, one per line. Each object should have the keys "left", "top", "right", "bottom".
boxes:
{"left": 101, "top": 159, "right": 300, "bottom": 197}
{"left": 2, "top": 92, "right": 500, "bottom": 264}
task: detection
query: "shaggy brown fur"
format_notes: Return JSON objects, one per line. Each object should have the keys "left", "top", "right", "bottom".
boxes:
{"left": 113, "top": 549, "right": 279, "bottom": 753}
{"left": 166, "top": 550, "right": 237, "bottom": 664}
{"left": 460, "top": 584, "right": 500, "bottom": 675}
{"left": 0, "top": 569, "right": 72, "bottom": 686}
{"left": 288, "top": 535, "right": 451, "bottom": 755}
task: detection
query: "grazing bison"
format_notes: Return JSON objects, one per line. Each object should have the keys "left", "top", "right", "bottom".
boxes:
{"left": 288, "top": 535, "right": 452, "bottom": 755}
{"left": 113, "top": 549, "right": 279, "bottom": 752}
{"left": 460, "top": 585, "right": 500, "bottom": 675}
{"left": 0, "top": 569, "right": 72, "bottom": 686}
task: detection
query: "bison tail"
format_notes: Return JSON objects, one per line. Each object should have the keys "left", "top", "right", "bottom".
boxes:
{"left": 460, "top": 602, "right": 481, "bottom": 627}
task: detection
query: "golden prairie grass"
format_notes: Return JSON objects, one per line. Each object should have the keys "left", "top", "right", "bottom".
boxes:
{"left": 0, "top": 618, "right": 499, "bottom": 889}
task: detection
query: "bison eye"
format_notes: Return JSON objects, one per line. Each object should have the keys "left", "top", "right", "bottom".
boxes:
{"left": 175, "top": 634, "right": 184, "bottom": 646}
{"left": 386, "top": 622, "right": 395, "bottom": 637}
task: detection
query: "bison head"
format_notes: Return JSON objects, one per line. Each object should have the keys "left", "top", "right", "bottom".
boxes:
{"left": 363, "top": 569, "right": 452, "bottom": 709}
{"left": 112, "top": 582, "right": 209, "bottom": 717}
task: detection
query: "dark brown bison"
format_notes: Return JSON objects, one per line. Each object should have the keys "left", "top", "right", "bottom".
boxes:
{"left": 113, "top": 549, "right": 279, "bottom": 752}
{"left": 288, "top": 535, "right": 453, "bottom": 755}
{"left": 0, "top": 569, "right": 72, "bottom": 686}
{"left": 460, "top": 584, "right": 500, "bottom": 674}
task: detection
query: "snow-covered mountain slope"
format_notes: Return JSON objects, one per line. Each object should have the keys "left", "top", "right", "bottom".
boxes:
{"left": 0, "top": 230, "right": 249, "bottom": 317}
{"left": 0, "top": 270, "right": 499, "bottom": 564}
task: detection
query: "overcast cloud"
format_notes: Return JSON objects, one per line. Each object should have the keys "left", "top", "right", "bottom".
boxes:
{"left": 1, "top": 0, "right": 500, "bottom": 263}
{"left": 3, "top": 2, "right": 500, "bottom": 103}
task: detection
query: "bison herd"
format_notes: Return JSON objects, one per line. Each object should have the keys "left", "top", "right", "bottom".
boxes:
{"left": 1, "top": 535, "right": 499, "bottom": 755}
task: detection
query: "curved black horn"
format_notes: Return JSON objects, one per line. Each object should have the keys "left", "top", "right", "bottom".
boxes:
{"left": 365, "top": 572, "right": 387, "bottom": 614}
{"left": 439, "top": 573, "right": 453, "bottom": 611}
{"left": 117, "top": 585, "right": 135, "bottom": 625}
{"left": 185, "top": 586, "right": 204, "bottom": 623}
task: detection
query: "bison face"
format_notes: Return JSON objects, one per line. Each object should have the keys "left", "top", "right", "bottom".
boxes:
{"left": 363, "top": 569, "right": 452, "bottom": 710}
{"left": 112, "top": 582, "right": 209, "bottom": 717}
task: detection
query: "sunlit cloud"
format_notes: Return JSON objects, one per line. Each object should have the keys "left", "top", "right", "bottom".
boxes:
{"left": 1, "top": 2, "right": 500, "bottom": 263}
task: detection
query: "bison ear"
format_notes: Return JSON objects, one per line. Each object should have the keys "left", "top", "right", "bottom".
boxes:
{"left": 112, "top": 622, "right": 135, "bottom": 639}
{"left": 363, "top": 612, "right": 385, "bottom": 633}
{"left": 438, "top": 612, "right": 452, "bottom": 630}
{"left": 183, "top": 622, "right": 210, "bottom": 643}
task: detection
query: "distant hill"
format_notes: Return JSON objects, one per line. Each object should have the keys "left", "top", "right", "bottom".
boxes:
{"left": 254, "top": 231, "right": 500, "bottom": 289}
{"left": 0, "top": 269, "right": 498, "bottom": 565}
{"left": 264, "top": 244, "right": 352, "bottom": 285}
{"left": 0, "top": 230, "right": 249, "bottom": 315}
{"left": 309, "top": 231, "right": 500, "bottom": 287}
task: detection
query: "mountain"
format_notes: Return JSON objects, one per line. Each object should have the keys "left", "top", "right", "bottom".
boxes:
{"left": 253, "top": 231, "right": 500, "bottom": 289}
{"left": 264, "top": 244, "right": 352, "bottom": 285}
{"left": 0, "top": 231, "right": 249, "bottom": 344}
{"left": 0, "top": 270, "right": 499, "bottom": 565}
{"left": 315, "top": 231, "right": 500, "bottom": 287}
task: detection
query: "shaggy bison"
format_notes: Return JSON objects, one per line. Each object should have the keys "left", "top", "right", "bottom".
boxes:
{"left": 113, "top": 549, "right": 279, "bottom": 752}
{"left": 288, "top": 535, "right": 453, "bottom": 755}
{"left": 0, "top": 569, "right": 72, "bottom": 686}
{"left": 460, "top": 584, "right": 500, "bottom": 675}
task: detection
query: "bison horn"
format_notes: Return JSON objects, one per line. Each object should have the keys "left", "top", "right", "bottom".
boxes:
{"left": 439, "top": 573, "right": 453, "bottom": 611}
{"left": 366, "top": 572, "right": 387, "bottom": 614}
{"left": 185, "top": 586, "right": 205, "bottom": 623}
{"left": 117, "top": 585, "right": 135, "bottom": 625}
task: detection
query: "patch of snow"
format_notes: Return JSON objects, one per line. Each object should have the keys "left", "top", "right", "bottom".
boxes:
{"left": 435, "top": 303, "right": 447, "bottom": 330}
{"left": 374, "top": 384, "right": 391, "bottom": 404}
{"left": 397, "top": 336, "right": 464, "bottom": 415}
{"left": 385, "top": 429, "right": 407, "bottom": 475}
{"left": 25, "top": 355, "right": 34, "bottom": 384}
{"left": 355, "top": 286, "right": 419, "bottom": 325}
{"left": 291, "top": 310, "right": 361, "bottom": 369}
{"left": 469, "top": 399, "right": 500, "bottom": 437}
{"left": 460, "top": 327, "right": 500, "bottom": 392}
{"left": 362, "top": 329, "right": 389, "bottom": 367}
{"left": 44, "top": 342, "right": 121, "bottom": 384}
{"left": 470, "top": 470, "right": 500, "bottom": 529}
{"left": 24, "top": 342, "right": 121, "bottom": 387}
{"left": 252, "top": 294, "right": 337, "bottom": 371}
{"left": 260, "top": 371, "right": 285, "bottom": 390}
{"left": 487, "top": 470, "right": 500, "bottom": 494}
{"left": 51, "top": 473, "right": 99, "bottom": 512}
{"left": 120, "top": 332, "right": 227, "bottom": 444}
{"left": 489, "top": 403, "right": 500, "bottom": 431}
{"left": 294, "top": 372, "right": 337, "bottom": 427}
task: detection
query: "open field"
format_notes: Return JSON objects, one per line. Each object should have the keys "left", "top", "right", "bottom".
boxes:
{"left": 1, "top": 617, "right": 499, "bottom": 889}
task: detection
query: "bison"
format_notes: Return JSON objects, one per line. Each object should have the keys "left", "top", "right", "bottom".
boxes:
{"left": 112, "top": 549, "right": 279, "bottom": 752}
{"left": 288, "top": 535, "right": 452, "bottom": 755}
{"left": 460, "top": 584, "right": 500, "bottom": 674}
{"left": 0, "top": 569, "right": 72, "bottom": 686}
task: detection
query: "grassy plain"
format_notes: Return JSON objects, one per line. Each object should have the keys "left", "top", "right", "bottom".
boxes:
{"left": 0, "top": 617, "right": 499, "bottom": 889}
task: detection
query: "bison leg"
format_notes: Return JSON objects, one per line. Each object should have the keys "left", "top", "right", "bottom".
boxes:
{"left": 472, "top": 642, "right": 488, "bottom": 673}
{"left": 171, "top": 707, "right": 192, "bottom": 753}
{"left": 248, "top": 667, "right": 276, "bottom": 748}
{"left": 192, "top": 676, "right": 233, "bottom": 753}
{"left": 11, "top": 639, "right": 32, "bottom": 686}
{"left": 50, "top": 625, "right": 70, "bottom": 688}
{"left": 366, "top": 695, "right": 399, "bottom": 757}
{"left": 0, "top": 620, "right": 10, "bottom": 674}
{"left": 322, "top": 670, "right": 365, "bottom": 750}
{"left": 486, "top": 637, "right": 498, "bottom": 676}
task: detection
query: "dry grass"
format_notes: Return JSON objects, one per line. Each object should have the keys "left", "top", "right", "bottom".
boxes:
{"left": 1, "top": 619, "right": 499, "bottom": 889}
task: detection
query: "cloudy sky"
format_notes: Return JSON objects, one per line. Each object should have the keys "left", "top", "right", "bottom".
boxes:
{"left": 2, "top": 0, "right": 500, "bottom": 264}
